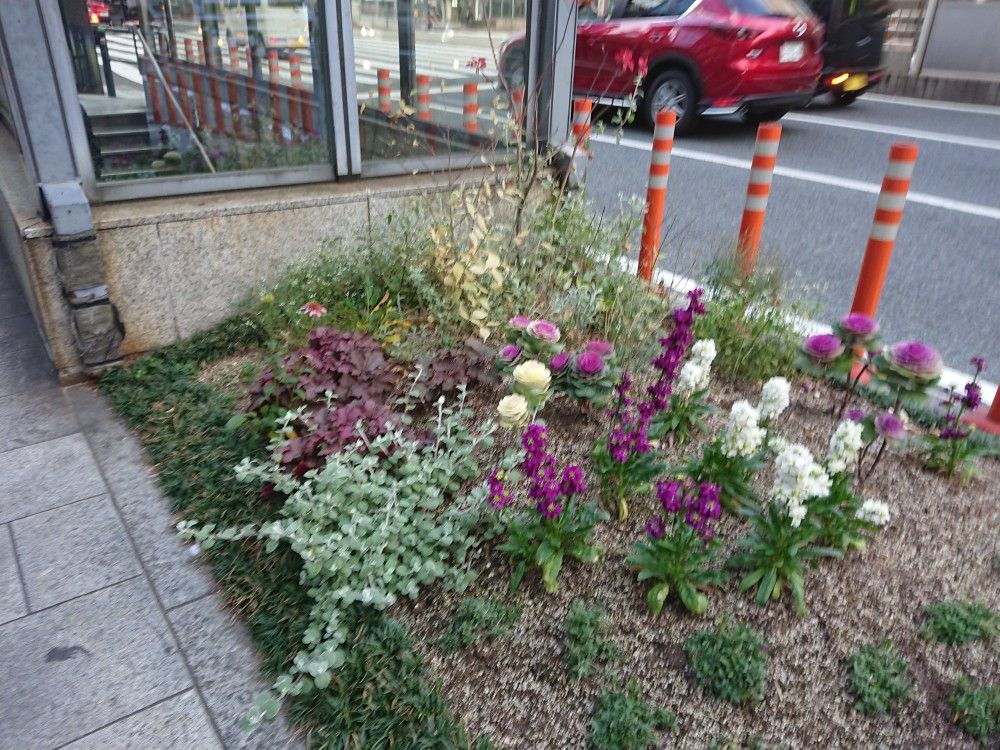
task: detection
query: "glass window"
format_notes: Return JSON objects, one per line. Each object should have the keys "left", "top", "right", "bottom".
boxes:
{"left": 621, "top": 0, "right": 676, "bottom": 17}
{"left": 56, "top": 0, "right": 330, "bottom": 183}
{"left": 0, "top": 48, "right": 12, "bottom": 134}
{"left": 724, "top": 0, "right": 812, "bottom": 17}
{"left": 351, "top": 0, "right": 527, "bottom": 166}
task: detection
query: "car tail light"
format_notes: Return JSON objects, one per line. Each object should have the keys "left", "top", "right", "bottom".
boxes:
{"left": 89, "top": 11, "right": 99, "bottom": 24}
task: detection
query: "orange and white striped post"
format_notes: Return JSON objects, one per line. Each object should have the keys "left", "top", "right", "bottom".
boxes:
{"left": 637, "top": 109, "right": 677, "bottom": 282}
{"left": 377, "top": 68, "right": 392, "bottom": 113}
{"left": 183, "top": 38, "right": 194, "bottom": 63}
{"left": 511, "top": 86, "right": 525, "bottom": 130}
{"left": 146, "top": 70, "right": 163, "bottom": 123}
{"left": 267, "top": 49, "right": 282, "bottom": 140}
{"left": 228, "top": 42, "right": 241, "bottom": 73}
{"left": 289, "top": 53, "right": 302, "bottom": 88}
{"left": 463, "top": 82, "right": 479, "bottom": 133}
{"left": 850, "top": 142, "right": 920, "bottom": 319}
{"left": 571, "top": 98, "right": 593, "bottom": 150}
{"left": 966, "top": 393, "right": 1000, "bottom": 436}
{"left": 737, "top": 122, "right": 782, "bottom": 275}
{"left": 415, "top": 74, "right": 431, "bottom": 121}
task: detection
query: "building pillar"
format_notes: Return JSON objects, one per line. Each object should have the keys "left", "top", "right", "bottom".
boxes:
{"left": 525, "top": 0, "right": 577, "bottom": 149}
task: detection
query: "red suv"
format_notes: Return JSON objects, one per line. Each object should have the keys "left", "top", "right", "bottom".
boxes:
{"left": 500, "top": 0, "right": 823, "bottom": 133}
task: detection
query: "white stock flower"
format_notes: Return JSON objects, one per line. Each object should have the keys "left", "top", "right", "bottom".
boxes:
{"left": 689, "top": 339, "right": 717, "bottom": 368}
{"left": 759, "top": 377, "right": 791, "bottom": 422}
{"left": 826, "top": 420, "right": 864, "bottom": 475}
{"left": 855, "top": 499, "right": 891, "bottom": 527}
{"left": 675, "top": 360, "right": 707, "bottom": 399}
{"left": 772, "top": 443, "right": 831, "bottom": 520}
{"left": 788, "top": 503, "right": 807, "bottom": 528}
{"left": 768, "top": 434, "right": 789, "bottom": 456}
{"left": 512, "top": 360, "right": 551, "bottom": 396}
{"left": 496, "top": 394, "right": 529, "bottom": 428}
{"left": 720, "top": 400, "right": 766, "bottom": 459}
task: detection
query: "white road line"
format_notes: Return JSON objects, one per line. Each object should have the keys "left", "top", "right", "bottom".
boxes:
{"left": 591, "top": 133, "right": 1000, "bottom": 221}
{"left": 863, "top": 93, "right": 1000, "bottom": 117}
{"left": 783, "top": 112, "right": 1000, "bottom": 152}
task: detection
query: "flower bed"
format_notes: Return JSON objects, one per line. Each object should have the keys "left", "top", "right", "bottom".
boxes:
{"left": 101, "top": 190, "right": 1000, "bottom": 749}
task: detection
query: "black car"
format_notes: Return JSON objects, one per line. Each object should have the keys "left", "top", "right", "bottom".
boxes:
{"left": 806, "top": 0, "right": 891, "bottom": 104}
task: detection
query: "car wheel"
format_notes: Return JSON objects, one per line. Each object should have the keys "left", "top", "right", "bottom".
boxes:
{"left": 744, "top": 107, "right": 790, "bottom": 125}
{"left": 832, "top": 90, "right": 860, "bottom": 106}
{"left": 644, "top": 69, "right": 697, "bottom": 135}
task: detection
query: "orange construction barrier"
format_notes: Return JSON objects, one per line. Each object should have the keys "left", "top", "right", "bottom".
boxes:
{"left": 737, "top": 122, "right": 782, "bottom": 275}
{"left": 415, "top": 74, "right": 431, "bottom": 121}
{"left": 637, "top": 109, "right": 677, "bottom": 282}
{"left": 571, "top": 98, "right": 593, "bottom": 150}
{"left": 463, "top": 82, "right": 479, "bottom": 133}
{"left": 377, "top": 68, "right": 392, "bottom": 113}
{"left": 850, "top": 142, "right": 919, "bottom": 318}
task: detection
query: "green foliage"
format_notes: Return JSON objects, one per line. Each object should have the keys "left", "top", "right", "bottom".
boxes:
{"left": 728, "top": 503, "right": 842, "bottom": 616}
{"left": 591, "top": 435, "right": 664, "bottom": 523}
{"left": 685, "top": 620, "right": 768, "bottom": 704}
{"left": 100, "top": 327, "right": 478, "bottom": 748}
{"left": 651, "top": 390, "right": 715, "bottom": 445}
{"left": 438, "top": 597, "right": 521, "bottom": 653}
{"left": 627, "top": 518, "right": 728, "bottom": 616}
{"left": 565, "top": 599, "right": 619, "bottom": 682}
{"left": 920, "top": 600, "right": 999, "bottom": 645}
{"left": 679, "top": 440, "right": 763, "bottom": 514}
{"left": 948, "top": 677, "right": 1000, "bottom": 745}
{"left": 808, "top": 475, "right": 875, "bottom": 552}
{"left": 693, "top": 254, "right": 803, "bottom": 384}
{"left": 847, "top": 641, "right": 912, "bottom": 716}
{"left": 589, "top": 680, "right": 674, "bottom": 750}
{"left": 919, "top": 428, "right": 997, "bottom": 483}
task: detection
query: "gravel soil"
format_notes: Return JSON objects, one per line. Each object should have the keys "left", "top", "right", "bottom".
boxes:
{"left": 395, "top": 380, "right": 1000, "bottom": 750}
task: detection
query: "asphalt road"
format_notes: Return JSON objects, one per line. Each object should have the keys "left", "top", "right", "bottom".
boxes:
{"left": 585, "top": 93, "right": 1000, "bottom": 377}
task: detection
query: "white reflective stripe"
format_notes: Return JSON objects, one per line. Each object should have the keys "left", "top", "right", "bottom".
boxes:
{"left": 870, "top": 221, "right": 899, "bottom": 241}
{"left": 755, "top": 139, "right": 780, "bottom": 157}
{"left": 884, "top": 160, "right": 916, "bottom": 179}
{"left": 648, "top": 174, "right": 670, "bottom": 189}
{"left": 748, "top": 168, "right": 773, "bottom": 185}
{"left": 744, "top": 195, "right": 770, "bottom": 211}
{"left": 653, "top": 125, "right": 675, "bottom": 140}
{"left": 876, "top": 191, "right": 908, "bottom": 211}
{"left": 651, "top": 150, "right": 671, "bottom": 166}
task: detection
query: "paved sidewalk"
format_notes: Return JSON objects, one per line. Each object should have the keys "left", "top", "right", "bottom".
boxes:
{"left": 0, "top": 252, "right": 303, "bottom": 749}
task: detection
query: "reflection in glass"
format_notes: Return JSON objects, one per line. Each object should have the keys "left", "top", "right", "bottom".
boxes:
{"left": 57, "top": 0, "right": 329, "bottom": 182}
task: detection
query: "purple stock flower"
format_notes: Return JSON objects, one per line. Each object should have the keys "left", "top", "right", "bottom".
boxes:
{"left": 803, "top": 333, "right": 846, "bottom": 364}
{"left": 963, "top": 382, "right": 982, "bottom": 410}
{"left": 509, "top": 315, "right": 530, "bottom": 329}
{"left": 941, "top": 425, "right": 970, "bottom": 440}
{"left": 499, "top": 344, "right": 522, "bottom": 363}
{"left": 839, "top": 312, "right": 879, "bottom": 340}
{"left": 698, "top": 483, "right": 723, "bottom": 521}
{"left": 560, "top": 465, "right": 586, "bottom": 496}
{"left": 874, "top": 411, "right": 906, "bottom": 442}
{"left": 549, "top": 351, "right": 571, "bottom": 373}
{"left": 575, "top": 351, "right": 605, "bottom": 377}
{"left": 847, "top": 408, "right": 867, "bottom": 422}
{"left": 526, "top": 319, "right": 561, "bottom": 343}
{"left": 656, "top": 481, "right": 683, "bottom": 514}
{"left": 646, "top": 516, "right": 667, "bottom": 539}
{"left": 585, "top": 340, "right": 614, "bottom": 357}
{"left": 487, "top": 470, "right": 512, "bottom": 509}
{"left": 644, "top": 289, "right": 706, "bottom": 412}
{"left": 886, "top": 341, "right": 943, "bottom": 381}
{"left": 537, "top": 497, "right": 562, "bottom": 520}
{"left": 970, "top": 355, "right": 987, "bottom": 375}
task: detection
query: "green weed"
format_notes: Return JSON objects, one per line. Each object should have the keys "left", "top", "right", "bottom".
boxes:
{"left": 920, "top": 600, "right": 998, "bottom": 646}
{"left": 948, "top": 677, "right": 1000, "bottom": 745}
{"left": 589, "top": 679, "right": 674, "bottom": 750}
{"left": 685, "top": 619, "right": 767, "bottom": 704}
{"left": 438, "top": 597, "right": 521, "bottom": 653}
{"left": 565, "top": 599, "right": 619, "bottom": 682}
{"left": 847, "top": 641, "right": 912, "bottom": 716}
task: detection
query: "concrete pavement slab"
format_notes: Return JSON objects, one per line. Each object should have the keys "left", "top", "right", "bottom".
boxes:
{"left": 0, "top": 525, "right": 27, "bottom": 624}
{"left": 0, "top": 433, "right": 105, "bottom": 524}
{"left": 168, "top": 595, "right": 305, "bottom": 750}
{"left": 62, "top": 690, "right": 223, "bottom": 750}
{"left": 11, "top": 495, "right": 141, "bottom": 611}
{"left": 0, "top": 344, "right": 56, "bottom": 399}
{"left": 0, "top": 387, "right": 78, "bottom": 455}
{"left": 0, "top": 577, "right": 191, "bottom": 749}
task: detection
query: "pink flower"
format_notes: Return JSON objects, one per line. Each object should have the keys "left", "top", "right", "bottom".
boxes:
{"left": 874, "top": 411, "right": 906, "bottom": 442}
{"left": 499, "top": 344, "right": 522, "bottom": 363}
{"left": 467, "top": 56, "right": 487, "bottom": 73}
{"left": 299, "top": 301, "right": 327, "bottom": 318}
{"left": 575, "top": 351, "right": 605, "bottom": 377}
{"left": 549, "top": 351, "right": 571, "bottom": 373}
{"left": 803, "top": 333, "right": 845, "bottom": 364}
{"left": 839, "top": 312, "right": 879, "bottom": 340}
{"left": 526, "top": 319, "right": 561, "bottom": 343}
{"left": 886, "top": 340, "right": 942, "bottom": 381}
{"left": 509, "top": 315, "right": 531, "bottom": 330}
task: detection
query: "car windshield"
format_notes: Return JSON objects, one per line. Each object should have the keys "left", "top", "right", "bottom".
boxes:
{"left": 725, "top": 0, "right": 812, "bottom": 17}
{"left": 579, "top": 0, "right": 614, "bottom": 21}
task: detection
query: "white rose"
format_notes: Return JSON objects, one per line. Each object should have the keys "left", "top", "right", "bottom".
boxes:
{"left": 497, "top": 394, "right": 529, "bottom": 428}
{"left": 512, "top": 359, "right": 551, "bottom": 396}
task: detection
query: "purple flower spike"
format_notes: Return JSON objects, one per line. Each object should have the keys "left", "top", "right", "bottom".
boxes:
{"left": 499, "top": 344, "right": 522, "bottom": 363}
{"left": 646, "top": 516, "right": 667, "bottom": 539}
{"left": 803, "top": 333, "right": 846, "bottom": 364}
{"left": 886, "top": 341, "right": 943, "bottom": 381}
{"left": 575, "top": 351, "right": 605, "bottom": 377}
{"left": 585, "top": 339, "right": 614, "bottom": 357}
{"left": 846, "top": 408, "right": 867, "bottom": 422}
{"left": 874, "top": 411, "right": 906, "bottom": 442}
{"left": 840, "top": 312, "right": 879, "bottom": 340}
{"left": 526, "top": 319, "right": 561, "bottom": 343}
{"left": 549, "top": 351, "right": 571, "bottom": 373}
{"left": 970, "top": 356, "right": 987, "bottom": 375}
{"left": 963, "top": 382, "right": 982, "bottom": 411}
{"left": 560, "top": 465, "right": 587, "bottom": 497}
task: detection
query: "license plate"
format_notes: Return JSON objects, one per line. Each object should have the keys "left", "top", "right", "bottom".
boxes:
{"left": 779, "top": 41, "right": 804, "bottom": 63}
{"left": 843, "top": 73, "right": 869, "bottom": 91}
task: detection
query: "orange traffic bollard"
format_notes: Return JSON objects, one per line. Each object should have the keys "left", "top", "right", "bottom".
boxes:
{"left": 267, "top": 49, "right": 283, "bottom": 141}
{"left": 415, "top": 74, "right": 431, "bottom": 121}
{"left": 966, "top": 392, "right": 1000, "bottom": 436}
{"left": 377, "top": 68, "right": 392, "bottom": 114}
{"left": 850, "top": 142, "right": 919, "bottom": 318}
{"left": 228, "top": 42, "right": 241, "bottom": 73}
{"left": 463, "top": 82, "right": 479, "bottom": 133}
{"left": 637, "top": 109, "right": 677, "bottom": 282}
{"left": 146, "top": 71, "right": 162, "bottom": 123}
{"left": 737, "top": 122, "right": 782, "bottom": 275}
{"left": 289, "top": 54, "right": 303, "bottom": 87}
{"left": 572, "top": 98, "right": 593, "bottom": 149}
{"left": 510, "top": 87, "right": 525, "bottom": 136}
